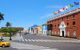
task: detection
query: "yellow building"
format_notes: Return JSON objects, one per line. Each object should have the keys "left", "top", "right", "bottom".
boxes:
{"left": 36, "top": 26, "right": 42, "bottom": 35}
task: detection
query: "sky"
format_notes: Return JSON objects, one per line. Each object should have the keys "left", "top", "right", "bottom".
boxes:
{"left": 0, "top": 0, "right": 79, "bottom": 29}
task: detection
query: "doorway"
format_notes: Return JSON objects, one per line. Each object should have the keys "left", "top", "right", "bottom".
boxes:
{"left": 62, "top": 31, "right": 64, "bottom": 37}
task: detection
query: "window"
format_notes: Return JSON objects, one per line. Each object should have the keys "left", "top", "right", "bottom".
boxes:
{"left": 67, "top": 23, "right": 69, "bottom": 26}
{"left": 73, "top": 21, "right": 76, "bottom": 25}
{"left": 72, "top": 14, "right": 75, "bottom": 20}
{"left": 67, "top": 16, "right": 69, "bottom": 19}
{"left": 55, "top": 25, "right": 56, "bottom": 27}
{"left": 73, "top": 14, "right": 75, "bottom": 18}
{"left": 62, "top": 18, "right": 63, "bottom": 20}
{"left": 58, "top": 24, "right": 59, "bottom": 26}
{"left": 58, "top": 19, "right": 59, "bottom": 21}
{"left": 72, "top": 16, "right": 75, "bottom": 18}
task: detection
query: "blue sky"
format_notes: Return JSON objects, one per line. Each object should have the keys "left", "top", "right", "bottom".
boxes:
{"left": 0, "top": 0, "right": 79, "bottom": 29}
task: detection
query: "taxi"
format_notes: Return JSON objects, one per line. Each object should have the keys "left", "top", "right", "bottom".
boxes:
{"left": 0, "top": 39, "right": 10, "bottom": 47}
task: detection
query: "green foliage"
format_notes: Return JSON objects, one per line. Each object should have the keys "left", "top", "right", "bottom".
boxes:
{"left": 4, "top": 33, "right": 10, "bottom": 37}
{"left": 0, "top": 27, "right": 19, "bottom": 35}
{"left": 6, "top": 22, "right": 11, "bottom": 27}
{"left": 0, "top": 12, "right": 4, "bottom": 20}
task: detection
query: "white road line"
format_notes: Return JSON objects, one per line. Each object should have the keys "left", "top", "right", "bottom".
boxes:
{"left": 23, "top": 39, "right": 80, "bottom": 43}
{"left": 12, "top": 35, "right": 80, "bottom": 43}
{"left": 11, "top": 42, "right": 55, "bottom": 50}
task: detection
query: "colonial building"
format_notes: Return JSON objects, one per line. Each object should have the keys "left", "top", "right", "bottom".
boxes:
{"left": 28, "top": 25, "right": 43, "bottom": 35}
{"left": 28, "top": 25, "right": 38, "bottom": 34}
{"left": 47, "top": 8, "right": 80, "bottom": 39}
{"left": 36, "top": 26, "right": 42, "bottom": 35}
{"left": 42, "top": 24, "right": 48, "bottom": 36}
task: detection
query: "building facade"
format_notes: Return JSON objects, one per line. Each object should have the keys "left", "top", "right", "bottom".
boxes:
{"left": 42, "top": 24, "right": 48, "bottom": 36}
{"left": 28, "top": 25, "right": 38, "bottom": 34}
{"left": 47, "top": 8, "right": 80, "bottom": 39}
{"left": 36, "top": 26, "right": 42, "bottom": 35}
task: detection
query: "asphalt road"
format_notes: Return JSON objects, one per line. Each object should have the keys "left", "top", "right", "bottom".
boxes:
{"left": 22, "top": 33, "right": 78, "bottom": 40}
{"left": 13, "top": 40, "right": 80, "bottom": 50}
{"left": 4, "top": 33, "right": 80, "bottom": 50}
{"left": 21, "top": 33, "right": 80, "bottom": 50}
{"left": 0, "top": 47, "right": 17, "bottom": 50}
{"left": 25, "top": 42, "right": 80, "bottom": 50}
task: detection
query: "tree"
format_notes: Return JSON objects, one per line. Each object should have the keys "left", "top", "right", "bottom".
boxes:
{"left": 0, "top": 27, "right": 19, "bottom": 40}
{"left": 5, "top": 22, "right": 12, "bottom": 40}
{"left": 0, "top": 12, "right": 4, "bottom": 20}
{"left": 0, "top": 12, "right": 4, "bottom": 41}
{"left": 5, "top": 22, "right": 11, "bottom": 40}
{"left": 6, "top": 22, "right": 11, "bottom": 27}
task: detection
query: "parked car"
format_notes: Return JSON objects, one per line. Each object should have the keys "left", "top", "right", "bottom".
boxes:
{"left": 24, "top": 32, "right": 29, "bottom": 35}
{"left": 0, "top": 39, "right": 10, "bottom": 47}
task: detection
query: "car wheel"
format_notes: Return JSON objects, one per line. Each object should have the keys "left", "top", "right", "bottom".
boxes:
{"left": 2, "top": 44, "right": 5, "bottom": 48}
{"left": 8, "top": 45, "right": 10, "bottom": 47}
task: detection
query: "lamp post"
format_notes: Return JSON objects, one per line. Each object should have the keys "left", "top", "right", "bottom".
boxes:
{"left": 9, "top": 32, "right": 12, "bottom": 40}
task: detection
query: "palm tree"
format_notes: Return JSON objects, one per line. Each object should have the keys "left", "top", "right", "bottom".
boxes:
{"left": 6, "top": 22, "right": 12, "bottom": 40}
{"left": 0, "top": 12, "right": 4, "bottom": 20}
{"left": 6, "top": 22, "right": 11, "bottom": 27}
{"left": 0, "top": 12, "right": 4, "bottom": 40}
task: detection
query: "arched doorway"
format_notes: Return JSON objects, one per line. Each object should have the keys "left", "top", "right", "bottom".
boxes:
{"left": 59, "top": 21, "right": 66, "bottom": 37}
{"left": 62, "top": 31, "right": 64, "bottom": 37}
{"left": 47, "top": 24, "right": 53, "bottom": 35}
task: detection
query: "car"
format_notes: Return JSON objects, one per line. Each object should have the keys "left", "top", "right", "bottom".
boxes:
{"left": 0, "top": 39, "right": 10, "bottom": 47}
{"left": 24, "top": 32, "right": 29, "bottom": 35}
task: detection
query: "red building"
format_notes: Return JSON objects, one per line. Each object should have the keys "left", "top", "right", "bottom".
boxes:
{"left": 47, "top": 8, "right": 80, "bottom": 39}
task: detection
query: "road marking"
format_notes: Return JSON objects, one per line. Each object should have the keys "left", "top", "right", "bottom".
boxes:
{"left": 12, "top": 35, "right": 80, "bottom": 43}
{"left": 23, "top": 39, "right": 80, "bottom": 43}
{"left": 11, "top": 42, "right": 57, "bottom": 50}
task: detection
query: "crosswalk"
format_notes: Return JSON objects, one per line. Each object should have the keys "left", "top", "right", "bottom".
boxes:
{"left": 11, "top": 42, "right": 57, "bottom": 50}
{"left": 12, "top": 36, "right": 80, "bottom": 43}
{"left": 21, "top": 39, "right": 80, "bottom": 43}
{"left": 12, "top": 34, "right": 80, "bottom": 43}
{"left": 11, "top": 33, "right": 80, "bottom": 50}
{"left": 12, "top": 33, "right": 80, "bottom": 43}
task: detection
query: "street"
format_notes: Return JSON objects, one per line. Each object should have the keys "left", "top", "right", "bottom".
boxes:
{"left": 0, "top": 0, "right": 80, "bottom": 50}
{"left": 0, "top": 47, "right": 17, "bottom": 50}
{"left": 0, "top": 33, "right": 80, "bottom": 50}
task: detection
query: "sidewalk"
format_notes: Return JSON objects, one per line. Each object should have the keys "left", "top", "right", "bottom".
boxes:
{"left": 48, "top": 36, "right": 78, "bottom": 40}
{"left": 12, "top": 36, "right": 80, "bottom": 43}
{"left": 11, "top": 33, "right": 80, "bottom": 43}
{"left": 3, "top": 37, "right": 10, "bottom": 41}
{"left": 33, "top": 34, "right": 79, "bottom": 40}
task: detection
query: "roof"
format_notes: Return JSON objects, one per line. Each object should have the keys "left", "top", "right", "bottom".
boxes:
{"left": 31, "top": 25, "right": 38, "bottom": 28}
{"left": 48, "top": 8, "right": 80, "bottom": 21}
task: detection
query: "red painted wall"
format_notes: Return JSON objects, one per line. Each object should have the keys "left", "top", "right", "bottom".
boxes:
{"left": 76, "top": 12, "right": 80, "bottom": 39}
{"left": 47, "top": 10, "right": 80, "bottom": 39}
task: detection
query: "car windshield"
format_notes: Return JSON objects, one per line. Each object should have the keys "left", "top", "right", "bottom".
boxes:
{"left": 0, "top": 39, "right": 5, "bottom": 42}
